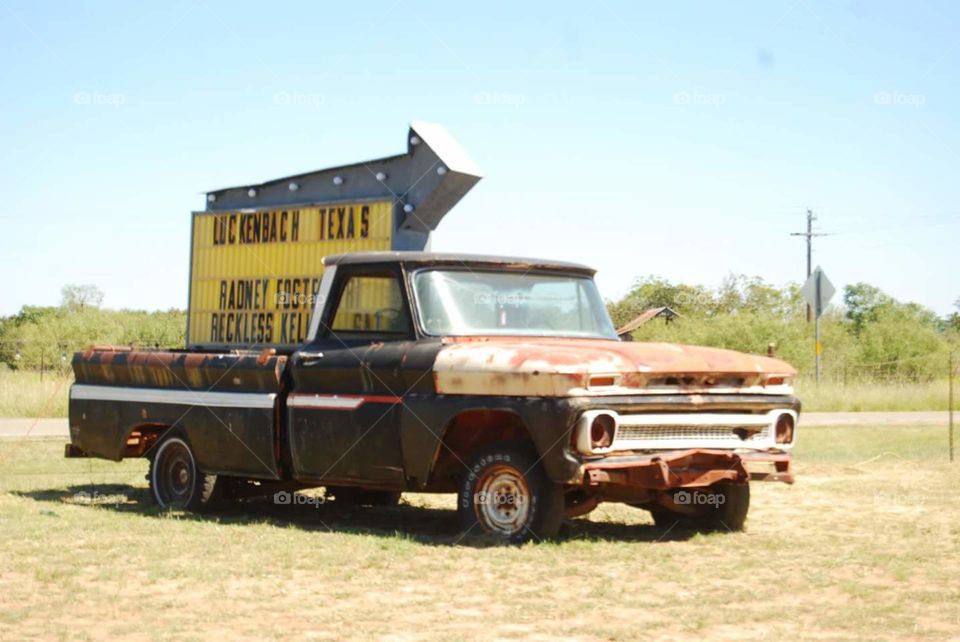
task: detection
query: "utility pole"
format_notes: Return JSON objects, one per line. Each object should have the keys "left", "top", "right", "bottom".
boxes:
{"left": 791, "top": 209, "right": 829, "bottom": 322}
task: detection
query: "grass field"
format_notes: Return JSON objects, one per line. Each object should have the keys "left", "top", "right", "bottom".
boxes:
{"left": 0, "top": 369, "right": 72, "bottom": 418}
{"left": 795, "top": 378, "right": 953, "bottom": 412}
{"left": 1, "top": 426, "right": 959, "bottom": 640}
{"left": 0, "top": 368, "right": 955, "bottom": 416}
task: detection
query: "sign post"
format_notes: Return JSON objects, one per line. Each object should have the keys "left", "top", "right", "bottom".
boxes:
{"left": 950, "top": 352, "right": 955, "bottom": 463}
{"left": 800, "top": 266, "right": 835, "bottom": 384}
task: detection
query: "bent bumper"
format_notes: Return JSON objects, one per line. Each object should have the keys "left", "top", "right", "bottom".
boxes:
{"left": 580, "top": 449, "right": 793, "bottom": 490}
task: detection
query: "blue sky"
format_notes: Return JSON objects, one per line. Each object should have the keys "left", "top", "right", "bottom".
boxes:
{"left": 1, "top": 0, "right": 957, "bottom": 316}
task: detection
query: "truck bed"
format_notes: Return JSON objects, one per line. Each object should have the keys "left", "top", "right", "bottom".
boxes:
{"left": 69, "top": 346, "right": 287, "bottom": 479}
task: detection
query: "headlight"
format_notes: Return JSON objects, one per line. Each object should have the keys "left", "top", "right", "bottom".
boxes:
{"left": 575, "top": 410, "right": 618, "bottom": 454}
{"left": 775, "top": 413, "right": 795, "bottom": 444}
{"left": 590, "top": 414, "right": 616, "bottom": 449}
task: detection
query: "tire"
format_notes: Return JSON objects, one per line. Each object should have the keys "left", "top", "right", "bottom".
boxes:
{"left": 650, "top": 482, "right": 751, "bottom": 532}
{"left": 148, "top": 434, "right": 224, "bottom": 511}
{"left": 649, "top": 507, "right": 684, "bottom": 529}
{"left": 326, "top": 486, "right": 401, "bottom": 507}
{"left": 457, "top": 442, "right": 564, "bottom": 544}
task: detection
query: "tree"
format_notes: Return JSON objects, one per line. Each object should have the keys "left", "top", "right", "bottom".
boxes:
{"left": 607, "top": 276, "right": 949, "bottom": 381}
{"left": 854, "top": 303, "right": 943, "bottom": 380}
{"left": 606, "top": 276, "right": 714, "bottom": 328}
{"left": 843, "top": 283, "right": 894, "bottom": 334}
{"left": 716, "top": 274, "right": 805, "bottom": 318}
{"left": 948, "top": 296, "right": 960, "bottom": 330}
{"left": 61, "top": 284, "right": 104, "bottom": 311}
{"left": 0, "top": 303, "right": 186, "bottom": 369}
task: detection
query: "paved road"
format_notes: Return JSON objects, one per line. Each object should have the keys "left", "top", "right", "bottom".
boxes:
{"left": 0, "top": 418, "right": 71, "bottom": 438}
{"left": 0, "top": 412, "right": 953, "bottom": 439}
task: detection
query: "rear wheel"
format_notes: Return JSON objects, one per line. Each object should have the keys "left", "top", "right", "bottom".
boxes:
{"left": 149, "top": 434, "right": 224, "bottom": 511}
{"left": 457, "top": 442, "right": 564, "bottom": 544}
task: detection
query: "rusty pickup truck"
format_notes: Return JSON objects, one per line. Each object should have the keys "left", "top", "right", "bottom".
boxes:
{"left": 67, "top": 252, "right": 799, "bottom": 542}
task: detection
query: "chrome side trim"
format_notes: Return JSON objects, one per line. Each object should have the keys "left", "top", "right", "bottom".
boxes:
{"left": 70, "top": 384, "right": 276, "bottom": 409}
{"left": 287, "top": 395, "right": 363, "bottom": 410}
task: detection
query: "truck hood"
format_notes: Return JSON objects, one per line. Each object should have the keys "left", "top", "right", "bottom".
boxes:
{"left": 432, "top": 337, "right": 797, "bottom": 397}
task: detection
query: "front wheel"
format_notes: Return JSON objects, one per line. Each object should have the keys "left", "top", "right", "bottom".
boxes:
{"left": 650, "top": 482, "right": 751, "bottom": 532}
{"left": 457, "top": 442, "right": 564, "bottom": 544}
{"left": 149, "top": 434, "right": 224, "bottom": 511}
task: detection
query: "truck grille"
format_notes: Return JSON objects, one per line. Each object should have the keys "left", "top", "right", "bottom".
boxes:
{"left": 572, "top": 409, "right": 796, "bottom": 454}
{"left": 615, "top": 424, "right": 772, "bottom": 443}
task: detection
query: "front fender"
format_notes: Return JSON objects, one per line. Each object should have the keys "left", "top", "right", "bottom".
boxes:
{"left": 398, "top": 394, "right": 583, "bottom": 488}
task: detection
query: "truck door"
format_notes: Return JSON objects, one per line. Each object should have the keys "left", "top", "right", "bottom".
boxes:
{"left": 287, "top": 265, "right": 414, "bottom": 486}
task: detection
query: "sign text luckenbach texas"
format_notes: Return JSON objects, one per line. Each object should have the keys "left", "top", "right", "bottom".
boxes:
{"left": 191, "top": 201, "right": 393, "bottom": 346}
{"left": 186, "top": 121, "right": 482, "bottom": 349}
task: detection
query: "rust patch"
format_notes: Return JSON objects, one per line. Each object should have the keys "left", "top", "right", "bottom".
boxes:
{"left": 434, "top": 337, "right": 796, "bottom": 397}
{"left": 583, "top": 449, "right": 752, "bottom": 490}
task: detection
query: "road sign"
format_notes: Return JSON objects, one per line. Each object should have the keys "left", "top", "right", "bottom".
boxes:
{"left": 800, "top": 266, "right": 835, "bottom": 384}
{"left": 801, "top": 267, "right": 835, "bottom": 319}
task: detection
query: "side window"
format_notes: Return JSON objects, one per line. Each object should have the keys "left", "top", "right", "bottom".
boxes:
{"left": 328, "top": 273, "right": 412, "bottom": 339}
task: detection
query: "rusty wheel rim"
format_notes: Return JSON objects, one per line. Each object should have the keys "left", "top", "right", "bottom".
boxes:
{"left": 475, "top": 464, "right": 531, "bottom": 536}
{"left": 154, "top": 439, "right": 195, "bottom": 508}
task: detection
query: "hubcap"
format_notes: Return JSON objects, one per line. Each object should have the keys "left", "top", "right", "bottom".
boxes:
{"left": 156, "top": 441, "right": 194, "bottom": 508}
{"left": 475, "top": 465, "right": 531, "bottom": 536}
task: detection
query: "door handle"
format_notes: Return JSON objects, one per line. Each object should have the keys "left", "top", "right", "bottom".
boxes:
{"left": 299, "top": 350, "right": 324, "bottom": 365}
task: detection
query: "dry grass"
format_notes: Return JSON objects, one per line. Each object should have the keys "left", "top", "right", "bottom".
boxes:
{"left": 0, "top": 368, "right": 72, "bottom": 418}
{"left": 796, "top": 378, "right": 952, "bottom": 412}
{"left": 1, "top": 426, "right": 959, "bottom": 640}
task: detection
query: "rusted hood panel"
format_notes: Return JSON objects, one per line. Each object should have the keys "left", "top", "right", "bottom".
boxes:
{"left": 433, "top": 337, "right": 796, "bottom": 397}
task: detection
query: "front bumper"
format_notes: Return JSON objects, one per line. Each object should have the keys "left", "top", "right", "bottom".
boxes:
{"left": 580, "top": 449, "right": 793, "bottom": 490}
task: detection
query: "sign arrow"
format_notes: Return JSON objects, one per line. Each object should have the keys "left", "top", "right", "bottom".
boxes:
{"left": 204, "top": 121, "right": 482, "bottom": 251}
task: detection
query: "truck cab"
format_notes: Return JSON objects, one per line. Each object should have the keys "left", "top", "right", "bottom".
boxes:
{"left": 68, "top": 252, "right": 799, "bottom": 543}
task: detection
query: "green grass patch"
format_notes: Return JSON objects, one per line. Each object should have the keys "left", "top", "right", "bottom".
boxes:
{"left": 797, "top": 377, "right": 952, "bottom": 412}
{"left": 796, "top": 423, "right": 954, "bottom": 462}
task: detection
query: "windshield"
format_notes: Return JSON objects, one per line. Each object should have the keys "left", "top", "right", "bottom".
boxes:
{"left": 412, "top": 269, "right": 618, "bottom": 339}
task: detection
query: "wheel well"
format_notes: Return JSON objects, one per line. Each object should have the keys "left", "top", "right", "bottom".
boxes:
{"left": 429, "top": 409, "right": 535, "bottom": 490}
{"left": 122, "top": 423, "right": 176, "bottom": 458}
